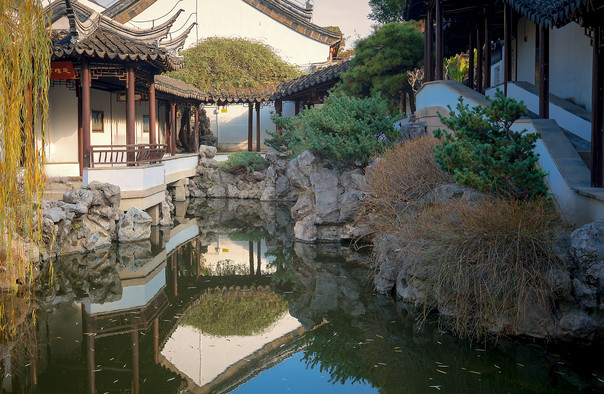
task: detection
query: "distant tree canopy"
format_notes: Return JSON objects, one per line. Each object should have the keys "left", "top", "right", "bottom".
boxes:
{"left": 368, "top": 0, "right": 406, "bottom": 24}
{"left": 335, "top": 22, "right": 423, "bottom": 110}
{"left": 168, "top": 37, "right": 300, "bottom": 91}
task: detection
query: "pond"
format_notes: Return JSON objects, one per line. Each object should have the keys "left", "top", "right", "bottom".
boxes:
{"left": 2, "top": 199, "right": 604, "bottom": 393}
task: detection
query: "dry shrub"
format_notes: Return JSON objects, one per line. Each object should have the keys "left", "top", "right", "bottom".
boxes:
{"left": 363, "top": 136, "right": 451, "bottom": 233}
{"left": 412, "top": 198, "right": 565, "bottom": 339}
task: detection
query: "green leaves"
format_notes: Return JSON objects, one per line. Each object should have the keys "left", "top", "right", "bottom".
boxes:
{"left": 434, "top": 90, "right": 547, "bottom": 199}
{"left": 267, "top": 94, "right": 401, "bottom": 169}
{"left": 168, "top": 38, "right": 299, "bottom": 91}
{"left": 335, "top": 22, "right": 423, "bottom": 109}
{"left": 218, "top": 151, "right": 268, "bottom": 175}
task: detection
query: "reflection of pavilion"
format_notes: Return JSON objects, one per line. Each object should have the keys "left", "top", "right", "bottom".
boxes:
{"left": 159, "top": 291, "right": 304, "bottom": 393}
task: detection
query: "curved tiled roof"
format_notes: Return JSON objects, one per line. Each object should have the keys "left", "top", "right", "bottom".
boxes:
{"left": 502, "top": 0, "right": 588, "bottom": 28}
{"left": 154, "top": 75, "right": 273, "bottom": 103}
{"left": 52, "top": 29, "right": 183, "bottom": 71}
{"left": 272, "top": 61, "right": 349, "bottom": 101}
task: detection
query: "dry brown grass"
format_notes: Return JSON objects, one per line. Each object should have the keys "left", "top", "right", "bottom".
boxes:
{"left": 363, "top": 136, "right": 451, "bottom": 234}
{"left": 411, "top": 198, "right": 565, "bottom": 339}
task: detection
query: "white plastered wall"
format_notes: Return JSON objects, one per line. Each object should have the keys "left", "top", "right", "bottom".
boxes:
{"left": 514, "top": 18, "right": 593, "bottom": 110}
{"left": 46, "top": 84, "right": 79, "bottom": 177}
{"left": 130, "top": 0, "right": 331, "bottom": 67}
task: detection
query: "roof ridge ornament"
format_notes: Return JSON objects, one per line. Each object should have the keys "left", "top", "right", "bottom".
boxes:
{"left": 64, "top": 0, "right": 79, "bottom": 43}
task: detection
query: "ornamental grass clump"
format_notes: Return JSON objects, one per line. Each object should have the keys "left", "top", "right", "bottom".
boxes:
{"left": 434, "top": 90, "right": 547, "bottom": 200}
{"left": 363, "top": 136, "right": 451, "bottom": 234}
{"left": 412, "top": 198, "right": 564, "bottom": 340}
{"left": 267, "top": 93, "right": 401, "bottom": 169}
{"left": 218, "top": 151, "right": 268, "bottom": 175}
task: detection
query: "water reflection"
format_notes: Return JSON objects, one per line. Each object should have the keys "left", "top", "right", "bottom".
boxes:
{"left": 1, "top": 199, "right": 602, "bottom": 393}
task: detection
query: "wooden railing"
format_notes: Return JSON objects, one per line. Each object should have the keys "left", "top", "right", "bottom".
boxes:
{"left": 90, "top": 144, "right": 167, "bottom": 168}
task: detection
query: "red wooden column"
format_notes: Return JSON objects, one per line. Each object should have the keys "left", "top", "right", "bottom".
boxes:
{"left": 149, "top": 82, "right": 156, "bottom": 144}
{"left": 248, "top": 103, "right": 254, "bottom": 151}
{"left": 255, "top": 102, "right": 261, "bottom": 152}
{"left": 126, "top": 65, "right": 136, "bottom": 164}
{"left": 82, "top": 305, "right": 96, "bottom": 394}
{"left": 424, "top": 6, "right": 434, "bottom": 82}
{"left": 538, "top": 25, "right": 550, "bottom": 119}
{"left": 77, "top": 80, "right": 84, "bottom": 175}
{"left": 504, "top": 3, "right": 512, "bottom": 96}
{"left": 170, "top": 102, "right": 176, "bottom": 156}
{"left": 484, "top": 10, "right": 491, "bottom": 90}
{"left": 153, "top": 318, "right": 160, "bottom": 363}
{"left": 248, "top": 241, "right": 254, "bottom": 275}
{"left": 165, "top": 102, "right": 171, "bottom": 153}
{"left": 435, "top": 0, "right": 444, "bottom": 80}
{"left": 194, "top": 106, "right": 199, "bottom": 153}
{"left": 275, "top": 99, "right": 283, "bottom": 132}
{"left": 591, "top": 24, "right": 604, "bottom": 187}
{"left": 81, "top": 59, "right": 91, "bottom": 169}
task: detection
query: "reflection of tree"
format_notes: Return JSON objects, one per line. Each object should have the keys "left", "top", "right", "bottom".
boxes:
{"left": 182, "top": 288, "right": 288, "bottom": 336}
{"left": 266, "top": 244, "right": 298, "bottom": 288}
{"left": 204, "top": 259, "right": 250, "bottom": 276}
{"left": 227, "top": 228, "right": 270, "bottom": 242}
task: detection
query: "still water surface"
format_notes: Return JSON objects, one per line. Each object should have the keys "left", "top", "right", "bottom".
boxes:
{"left": 4, "top": 199, "right": 604, "bottom": 393}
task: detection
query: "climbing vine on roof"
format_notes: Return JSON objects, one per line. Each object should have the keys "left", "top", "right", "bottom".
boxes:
{"left": 167, "top": 37, "right": 300, "bottom": 91}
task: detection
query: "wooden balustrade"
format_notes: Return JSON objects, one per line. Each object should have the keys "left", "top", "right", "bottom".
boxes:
{"left": 90, "top": 144, "right": 166, "bottom": 168}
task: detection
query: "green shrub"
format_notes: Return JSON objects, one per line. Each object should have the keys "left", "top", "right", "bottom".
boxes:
{"left": 434, "top": 90, "right": 547, "bottom": 199}
{"left": 266, "top": 94, "right": 401, "bottom": 169}
{"left": 218, "top": 151, "right": 268, "bottom": 174}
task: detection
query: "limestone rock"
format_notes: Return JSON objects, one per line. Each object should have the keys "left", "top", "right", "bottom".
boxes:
{"left": 310, "top": 168, "right": 339, "bottom": 223}
{"left": 556, "top": 310, "right": 596, "bottom": 341}
{"left": 199, "top": 145, "right": 217, "bottom": 159}
{"left": 63, "top": 188, "right": 95, "bottom": 210}
{"left": 87, "top": 181, "right": 121, "bottom": 208}
{"left": 118, "top": 207, "right": 152, "bottom": 243}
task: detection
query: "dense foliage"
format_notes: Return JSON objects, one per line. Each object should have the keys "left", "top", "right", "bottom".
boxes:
{"left": 335, "top": 22, "right": 423, "bottom": 110}
{"left": 368, "top": 0, "right": 406, "bottom": 24}
{"left": 434, "top": 91, "right": 547, "bottom": 199}
{"left": 266, "top": 94, "right": 401, "bottom": 168}
{"left": 168, "top": 37, "right": 299, "bottom": 91}
{"left": 218, "top": 151, "right": 268, "bottom": 174}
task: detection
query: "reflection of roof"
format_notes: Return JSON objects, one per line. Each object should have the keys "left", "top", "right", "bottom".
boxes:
{"left": 273, "top": 60, "right": 349, "bottom": 101}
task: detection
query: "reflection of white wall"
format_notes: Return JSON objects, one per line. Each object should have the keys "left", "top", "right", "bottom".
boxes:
{"left": 161, "top": 313, "right": 301, "bottom": 387}
{"left": 203, "top": 235, "right": 276, "bottom": 275}
{"left": 83, "top": 268, "right": 166, "bottom": 314}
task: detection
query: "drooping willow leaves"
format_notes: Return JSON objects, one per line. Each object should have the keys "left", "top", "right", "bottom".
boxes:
{"left": 0, "top": 0, "right": 51, "bottom": 339}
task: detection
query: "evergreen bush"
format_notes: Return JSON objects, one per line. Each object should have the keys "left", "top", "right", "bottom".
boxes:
{"left": 266, "top": 94, "right": 401, "bottom": 169}
{"left": 218, "top": 151, "right": 268, "bottom": 175}
{"left": 434, "top": 90, "right": 547, "bottom": 199}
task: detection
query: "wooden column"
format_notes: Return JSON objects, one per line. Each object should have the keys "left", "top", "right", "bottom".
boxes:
{"left": 592, "top": 24, "right": 604, "bottom": 187}
{"left": 504, "top": 3, "right": 512, "bottom": 95}
{"left": 149, "top": 82, "right": 156, "bottom": 144}
{"left": 170, "top": 103, "right": 176, "bottom": 156}
{"left": 538, "top": 25, "right": 549, "bottom": 119}
{"left": 82, "top": 305, "right": 95, "bottom": 394}
{"left": 195, "top": 239, "right": 201, "bottom": 279}
{"left": 294, "top": 101, "right": 301, "bottom": 115}
{"left": 256, "top": 240, "right": 261, "bottom": 276}
{"left": 426, "top": 6, "right": 434, "bottom": 81}
{"left": 248, "top": 103, "right": 253, "bottom": 151}
{"left": 435, "top": 0, "right": 444, "bottom": 80}
{"left": 484, "top": 10, "right": 492, "bottom": 90}
{"left": 255, "top": 102, "right": 261, "bottom": 152}
{"left": 172, "top": 252, "right": 178, "bottom": 297}
{"left": 126, "top": 66, "right": 136, "bottom": 164}
{"left": 81, "top": 59, "right": 91, "bottom": 169}
{"left": 77, "top": 81, "right": 83, "bottom": 175}
{"left": 275, "top": 99, "right": 283, "bottom": 132}
{"left": 477, "top": 24, "right": 484, "bottom": 93}
{"left": 194, "top": 106, "right": 199, "bottom": 153}
{"left": 468, "top": 29, "right": 475, "bottom": 90}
